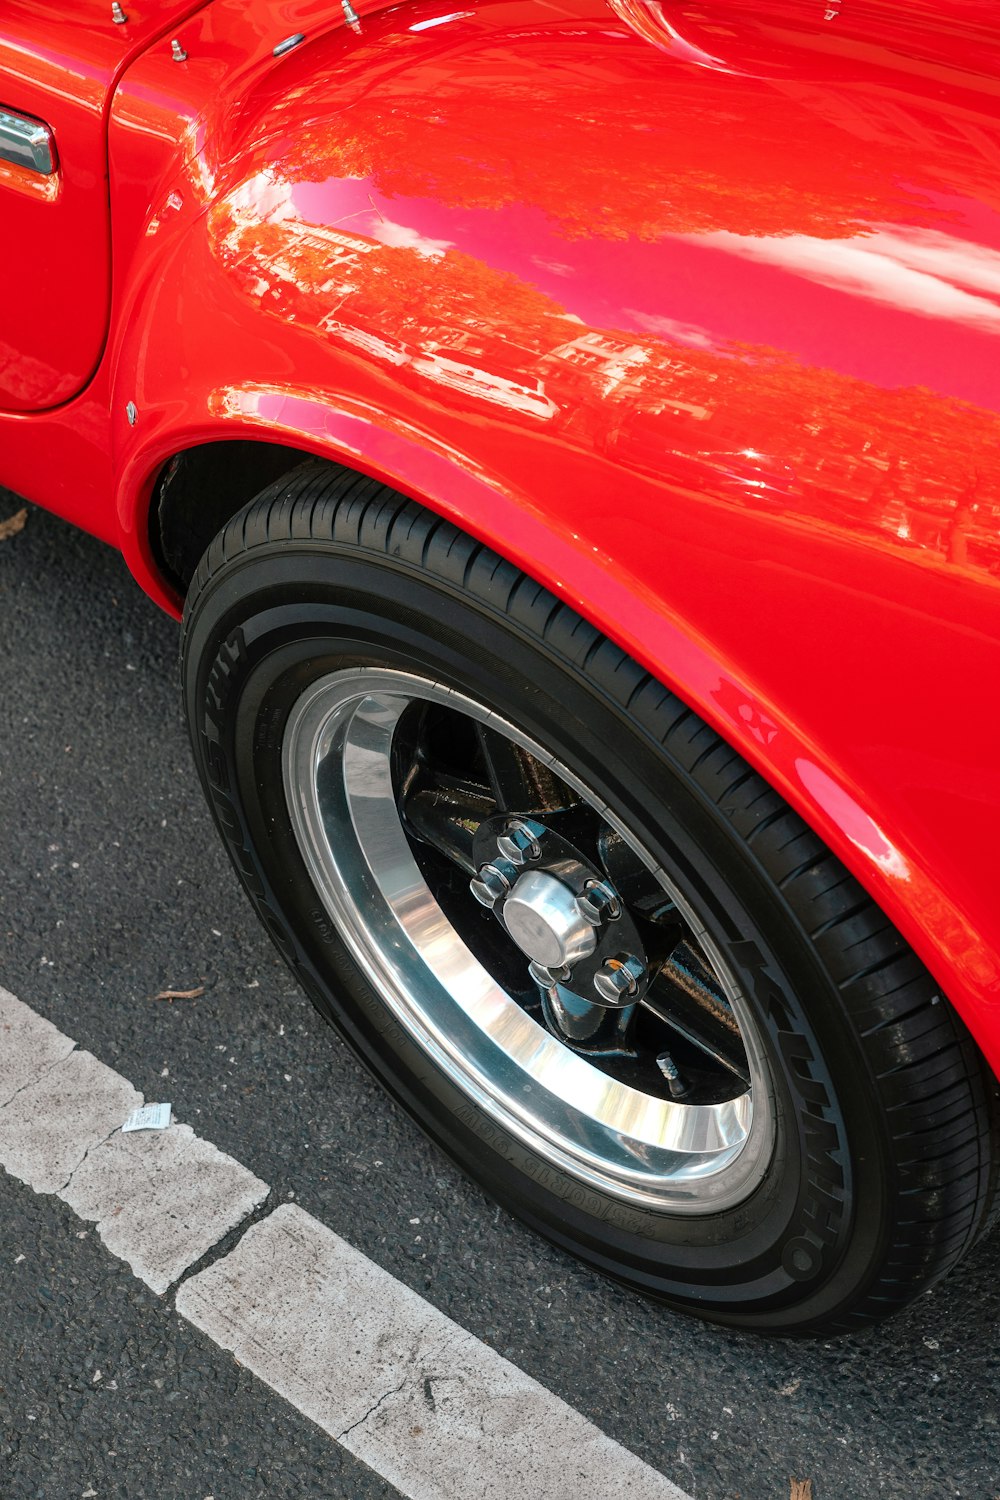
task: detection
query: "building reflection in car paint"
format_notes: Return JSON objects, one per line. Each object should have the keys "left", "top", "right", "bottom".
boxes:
{"left": 210, "top": 178, "right": 1000, "bottom": 582}
{"left": 194, "top": 0, "right": 1000, "bottom": 582}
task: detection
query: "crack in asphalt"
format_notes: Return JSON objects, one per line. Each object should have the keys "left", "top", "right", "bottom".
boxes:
{"left": 0, "top": 1040, "right": 78, "bottom": 1113}
{"left": 55, "top": 1119, "right": 124, "bottom": 1197}
{"left": 169, "top": 1187, "right": 283, "bottom": 1294}
{"left": 336, "top": 1375, "right": 410, "bottom": 1443}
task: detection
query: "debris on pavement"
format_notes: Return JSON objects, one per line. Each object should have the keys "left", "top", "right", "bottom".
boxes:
{"left": 0, "top": 507, "right": 27, "bottom": 541}
{"left": 153, "top": 985, "right": 205, "bottom": 1001}
{"left": 121, "top": 1103, "right": 172, "bottom": 1132}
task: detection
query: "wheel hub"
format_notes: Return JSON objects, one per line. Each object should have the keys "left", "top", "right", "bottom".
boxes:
{"left": 500, "top": 868, "right": 597, "bottom": 969}
{"left": 470, "top": 816, "right": 649, "bottom": 1005}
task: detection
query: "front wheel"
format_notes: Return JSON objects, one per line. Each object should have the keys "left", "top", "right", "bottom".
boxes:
{"left": 181, "top": 462, "right": 996, "bottom": 1333}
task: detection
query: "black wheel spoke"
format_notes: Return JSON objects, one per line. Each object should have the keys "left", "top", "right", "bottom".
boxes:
{"left": 402, "top": 783, "right": 493, "bottom": 874}
{"left": 641, "top": 941, "right": 751, "bottom": 1084}
{"left": 398, "top": 708, "right": 578, "bottom": 872}
{"left": 395, "top": 703, "right": 495, "bottom": 873}
{"left": 474, "top": 722, "right": 573, "bottom": 815}
{"left": 597, "top": 827, "right": 680, "bottom": 923}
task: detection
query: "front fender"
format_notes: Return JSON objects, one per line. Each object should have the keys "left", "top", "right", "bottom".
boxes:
{"left": 109, "top": 0, "right": 1000, "bottom": 1071}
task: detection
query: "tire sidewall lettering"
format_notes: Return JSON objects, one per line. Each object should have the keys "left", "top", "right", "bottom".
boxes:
{"left": 200, "top": 630, "right": 299, "bottom": 968}
{"left": 728, "top": 936, "right": 849, "bottom": 1276}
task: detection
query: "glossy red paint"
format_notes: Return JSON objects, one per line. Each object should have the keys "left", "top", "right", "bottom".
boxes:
{"left": 2, "top": 1, "right": 1000, "bottom": 1070}
{"left": 0, "top": 0, "right": 209, "bottom": 411}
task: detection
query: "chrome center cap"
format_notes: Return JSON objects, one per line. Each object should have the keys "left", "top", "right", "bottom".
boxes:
{"left": 501, "top": 869, "right": 597, "bottom": 969}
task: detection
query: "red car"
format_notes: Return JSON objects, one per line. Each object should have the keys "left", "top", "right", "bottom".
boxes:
{"left": 3, "top": 0, "right": 998, "bottom": 1334}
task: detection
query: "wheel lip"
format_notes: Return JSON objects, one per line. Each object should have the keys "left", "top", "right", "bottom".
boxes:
{"left": 281, "top": 665, "right": 776, "bottom": 1214}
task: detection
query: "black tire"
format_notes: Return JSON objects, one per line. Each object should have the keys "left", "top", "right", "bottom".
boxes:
{"left": 181, "top": 460, "right": 997, "bottom": 1334}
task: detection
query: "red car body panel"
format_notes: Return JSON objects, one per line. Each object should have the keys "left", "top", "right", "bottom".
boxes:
{"left": 0, "top": 0, "right": 209, "bottom": 410}
{"left": 3, "top": 0, "right": 1000, "bottom": 1071}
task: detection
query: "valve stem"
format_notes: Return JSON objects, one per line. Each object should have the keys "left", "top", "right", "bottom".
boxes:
{"left": 657, "top": 1050, "right": 691, "bottom": 1099}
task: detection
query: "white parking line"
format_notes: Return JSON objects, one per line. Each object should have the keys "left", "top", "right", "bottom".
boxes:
{"left": 0, "top": 988, "right": 268, "bottom": 1291}
{"left": 0, "top": 985, "right": 692, "bottom": 1500}
{"left": 62, "top": 1121, "right": 269, "bottom": 1295}
{"left": 0, "top": 988, "right": 74, "bottom": 1102}
{"left": 0, "top": 1030, "right": 142, "bottom": 1193}
{"left": 178, "top": 1204, "right": 686, "bottom": 1500}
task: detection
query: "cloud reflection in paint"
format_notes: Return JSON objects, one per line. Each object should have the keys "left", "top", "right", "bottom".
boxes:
{"left": 697, "top": 228, "right": 1000, "bottom": 334}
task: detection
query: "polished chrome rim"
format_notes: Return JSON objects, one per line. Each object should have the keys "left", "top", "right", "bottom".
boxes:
{"left": 282, "top": 668, "right": 774, "bottom": 1212}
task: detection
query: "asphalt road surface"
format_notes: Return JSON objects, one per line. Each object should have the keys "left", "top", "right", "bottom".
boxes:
{"left": 1, "top": 490, "right": 999, "bottom": 1500}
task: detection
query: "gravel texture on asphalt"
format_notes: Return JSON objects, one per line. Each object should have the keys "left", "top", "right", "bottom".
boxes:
{"left": 0, "top": 1177, "right": 404, "bottom": 1500}
{"left": 2, "top": 492, "right": 999, "bottom": 1500}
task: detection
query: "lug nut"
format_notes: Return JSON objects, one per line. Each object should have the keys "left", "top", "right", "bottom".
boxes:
{"left": 577, "top": 880, "right": 620, "bottom": 924}
{"left": 594, "top": 954, "right": 645, "bottom": 1004}
{"left": 496, "top": 819, "right": 542, "bottom": 866}
{"left": 470, "top": 863, "right": 512, "bottom": 909}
